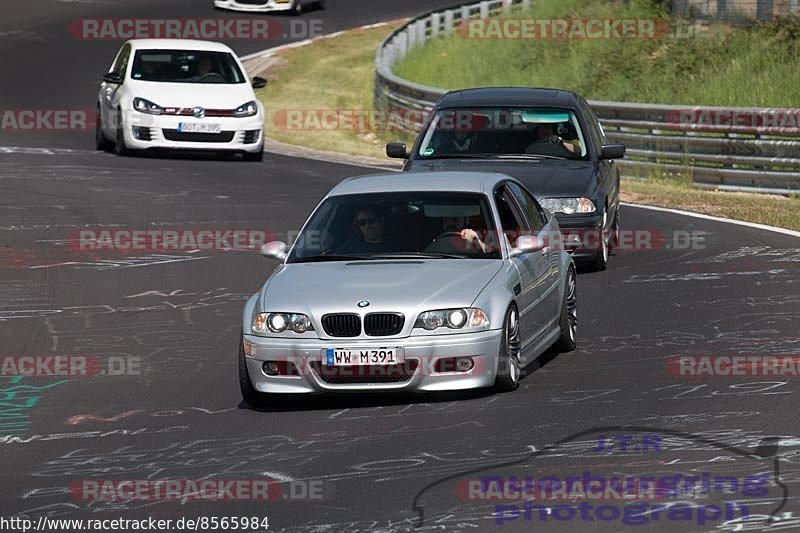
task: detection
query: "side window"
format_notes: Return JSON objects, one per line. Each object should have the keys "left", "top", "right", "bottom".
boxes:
{"left": 494, "top": 186, "right": 529, "bottom": 247}
{"left": 579, "top": 99, "right": 603, "bottom": 155}
{"left": 506, "top": 182, "right": 545, "bottom": 232}
{"left": 111, "top": 44, "right": 131, "bottom": 79}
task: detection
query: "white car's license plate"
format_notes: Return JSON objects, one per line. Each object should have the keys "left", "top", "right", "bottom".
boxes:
{"left": 178, "top": 122, "right": 222, "bottom": 134}
{"left": 325, "top": 348, "right": 404, "bottom": 366}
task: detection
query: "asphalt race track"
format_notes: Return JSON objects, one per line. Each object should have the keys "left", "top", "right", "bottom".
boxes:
{"left": 1, "top": 1, "right": 800, "bottom": 532}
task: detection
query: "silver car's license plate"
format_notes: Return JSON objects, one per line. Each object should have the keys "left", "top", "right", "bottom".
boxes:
{"left": 325, "top": 348, "right": 404, "bottom": 366}
{"left": 178, "top": 122, "right": 222, "bottom": 133}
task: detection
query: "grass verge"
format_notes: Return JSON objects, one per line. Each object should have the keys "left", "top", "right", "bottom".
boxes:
{"left": 623, "top": 178, "right": 800, "bottom": 231}
{"left": 394, "top": 0, "right": 800, "bottom": 106}
{"left": 254, "top": 21, "right": 413, "bottom": 160}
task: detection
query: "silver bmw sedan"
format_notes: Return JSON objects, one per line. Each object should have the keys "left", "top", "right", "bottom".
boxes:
{"left": 239, "top": 171, "right": 576, "bottom": 405}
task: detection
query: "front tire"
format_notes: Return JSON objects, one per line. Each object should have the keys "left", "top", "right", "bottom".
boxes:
{"left": 239, "top": 334, "right": 276, "bottom": 408}
{"left": 589, "top": 210, "right": 609, "bottom": 271}
{"left": 494, "top": 305, "right": 521, "bottom": 393}
{"left": 553, "top": 265, "right": 577, "bottom": 352}
{"left": 95, "top": 107, "right": 112, "bottom": 151}
{"left": 243, "top": 145, "right": 264, "bottom": 162}
{"left": 114, "top": 109, "right": 130, "bottom": 157}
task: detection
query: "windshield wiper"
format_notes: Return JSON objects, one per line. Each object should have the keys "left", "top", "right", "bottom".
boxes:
{"left": 420, "top": 154, "right": 500, "bottom": 160}
{"left": 291, "top": 254, "right": 376, "bottom": 263}
{"left": 370, "top": 252, "right": 470, "bottom": 259}
{"left": 493, "top": 154, "right": 566, "bottom": 160}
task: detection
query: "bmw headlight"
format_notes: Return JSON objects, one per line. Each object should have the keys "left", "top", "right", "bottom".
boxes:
{"left": 414, "top": 308, "right": 489, "bottom": 332}
{"left": 539, "top": 197, "right": 596, "bottom": 215}
{"left": 132, "top": 97, "right": 164, "bottom": 115}
{"left": 252, "top": 312, "right": 314, "bottom": 335}
{"left": 233, "top": 100, "right": 258, "bottom": 118}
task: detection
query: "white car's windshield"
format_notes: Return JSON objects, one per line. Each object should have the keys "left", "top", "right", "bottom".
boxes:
{"left": 288, "top": 192, "right": 503, "bottom": 262}
{"left": 131, "top": 50, "right": 246, "bottom": 84}
{"left": 417, "top": 107, "right": 588, "bottom": 160}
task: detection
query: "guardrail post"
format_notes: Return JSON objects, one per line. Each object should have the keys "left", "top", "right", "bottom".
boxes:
{"left": 502, "top": 0, "right": 513, "bottom": 12}
{"left": 461, "top": 6, "right": 471, "bottom": 21}
{"left": 444, "top": 10, "right": 455, "bottom": 33}
{"left": 431, "top": 13, "right": 441, "bottom": 37}
{"left": 522, "top": 0, "right": 531, "bottom": 9}
{"left": 480, "top": 1, "right": 490, "bottom": 18}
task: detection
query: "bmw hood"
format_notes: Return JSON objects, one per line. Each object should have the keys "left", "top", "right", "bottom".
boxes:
{"left": 258, "top": 260, "right": 503, "bottom": 317}
{"left": 126, "top": 80, "right": 256, "bottom": 109}
{"left": 407, "top": 158, "right": 596, "bottom": 198}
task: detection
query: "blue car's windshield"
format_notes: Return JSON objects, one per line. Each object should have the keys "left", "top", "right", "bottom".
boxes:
{"left": 287, "top": 192, "right": 502, "bottom": 262}
{"left": 417, "top": 107, "right": 588, "bottom": 160}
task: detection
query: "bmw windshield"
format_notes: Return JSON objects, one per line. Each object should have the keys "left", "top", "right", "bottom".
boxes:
{"left": 417, "top": 107, "right": 589, "bottom": 160}
{"left": 287, "top": 192, "right": 502, "bottom": 262}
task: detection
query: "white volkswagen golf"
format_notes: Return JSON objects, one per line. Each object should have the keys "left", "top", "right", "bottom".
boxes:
{"left": 96, "top": 39, "right": 266, "bottom": 161}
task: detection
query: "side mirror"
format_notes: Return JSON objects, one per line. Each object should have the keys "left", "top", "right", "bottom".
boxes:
{"left": 252, "top": 76, "right": 268, "bottom": 89}
{"left": 510, "top": 234, "right": 546, "bottom": 257}
{"left": 600, "top": 144, "right": 626, "bottom": 160}
{"left": 102, "top": 72, "right": 123, "bottom": 84}
{"left": 260, "top": 241, "right": 288, "bottom": 261}
{"left": 386, "top": 142, "right": 409, "bottom": 159}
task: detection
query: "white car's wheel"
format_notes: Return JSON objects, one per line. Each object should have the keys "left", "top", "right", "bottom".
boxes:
{"left": 95, "top": 106, "right": 112, "bottom": 152}
{"left": 113, "top": 109, "right": 130, "bottom": 157}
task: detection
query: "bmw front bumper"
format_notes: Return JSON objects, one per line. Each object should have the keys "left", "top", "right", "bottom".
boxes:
{"left": 242, "top": 329, "right": 504, "bottom": 394}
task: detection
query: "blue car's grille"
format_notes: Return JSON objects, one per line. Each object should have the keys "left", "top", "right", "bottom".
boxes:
{"left": 321, "top": 314, "right": 361, "bottom": 337}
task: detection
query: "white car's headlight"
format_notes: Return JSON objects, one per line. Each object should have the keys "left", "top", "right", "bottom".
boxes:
{"left": 253, "top": 312, "right": 314, "bottom": 335}
{"left": 233, "top": 101, "right": 258, "bottom": 118}
{"left": 414, "top": 308, "right": 489, "bottom": 332}
{"left": 132, "top": 97, "right": 164, "bottom": 115}
{"left": 539, "top": 197, "right": 596, "bottom": 215}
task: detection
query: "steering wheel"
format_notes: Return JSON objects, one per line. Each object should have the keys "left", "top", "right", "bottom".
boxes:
{"left": 433, "top": 231, "right": 463, "bottom": 242}
{"left": 199, "top": 72, "right": 225, "bottom": 82}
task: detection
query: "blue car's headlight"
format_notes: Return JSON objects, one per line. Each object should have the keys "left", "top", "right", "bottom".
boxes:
{"left": 233, "top": 101, "right": 258, "bottom": 118}
{"left": 132, "top": 97, "right": 164, "bottom": 115}
{"left": 540, "top": 197, "right": 596, "bottom": 215}
{"left": 414, "top": 308, "right": 489, "bottom": 332}
{"left": 253, "top": 312, "right": 313, "bottom": 335}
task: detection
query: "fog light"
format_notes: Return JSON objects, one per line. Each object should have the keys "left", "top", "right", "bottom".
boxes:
{"left": 434, "top": 357, "right": 474, "bottom": 373}
{"left": 263, "top": 361, "right": 280, "bottom": 376}
{"left": 456, "top": 357, "right": 474, "bottom": 372}
{"left": 131, "top": 126, "right": 151, "bottom": 141}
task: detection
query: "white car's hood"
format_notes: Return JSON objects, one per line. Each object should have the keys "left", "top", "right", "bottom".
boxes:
{"left": 126, "top": 80, "right": 256, "bottom": 109}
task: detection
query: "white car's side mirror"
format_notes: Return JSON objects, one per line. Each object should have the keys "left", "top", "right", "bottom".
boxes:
{"left": 260, "top": 241, "right": 288, "bottom": 261}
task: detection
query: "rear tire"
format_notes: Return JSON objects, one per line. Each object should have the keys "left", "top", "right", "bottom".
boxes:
{"left": 494, "top": 305, "right": 521, "bottom": 393}
{"left": 553, "top": 265, "right": 577, "bottom": 352}
{"left": 239, "top": 334, "right": 276, "bottom": 408}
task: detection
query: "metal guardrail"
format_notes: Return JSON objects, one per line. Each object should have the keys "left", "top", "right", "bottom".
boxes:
{"left": 374, "top": 0, "right": 800, "bottom": 194}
